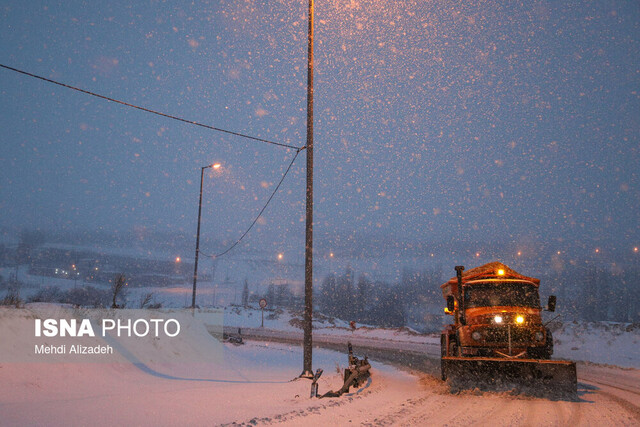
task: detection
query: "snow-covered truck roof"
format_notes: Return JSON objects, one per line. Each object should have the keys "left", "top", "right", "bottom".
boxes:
{"left": 440, "top": 261, "right": 540, "bottom": 298}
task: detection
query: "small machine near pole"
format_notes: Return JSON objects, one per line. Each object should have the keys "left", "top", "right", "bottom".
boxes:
{"left": 317, "top": 342, "right": 371, "bottom": 398}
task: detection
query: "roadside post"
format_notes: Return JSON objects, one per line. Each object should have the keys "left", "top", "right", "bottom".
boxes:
{"left": 259, "top": 298, "right": 267, "bottom": 328}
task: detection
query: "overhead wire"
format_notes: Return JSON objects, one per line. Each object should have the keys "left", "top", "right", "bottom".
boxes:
{"left": 0, "top": 63, "right": 300, "bottom": 150}
{"left": 0, "top": 62, "right": 306, "bottom": 259}
{"left": 200, "top": 148, "right": 302, "bottom": 259}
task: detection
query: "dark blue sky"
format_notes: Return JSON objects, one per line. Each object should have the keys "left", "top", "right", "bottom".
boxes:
{"left": 1, "top": 1, "right": 638, "bottom": 263}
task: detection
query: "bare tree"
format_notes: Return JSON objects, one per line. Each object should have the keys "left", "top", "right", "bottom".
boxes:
{"left": 139, "top": 292, "right": 161, "bottom": 309}
{"left": 111, "top": 273, "right": 127, "bottom": 309}
{"left": 139, "top": 292, "right": 152, "bottom": 309}
{"left": 1, "top": 289, "right": 22, "bottom": 307}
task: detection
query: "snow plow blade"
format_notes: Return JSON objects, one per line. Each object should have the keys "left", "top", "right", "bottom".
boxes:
{"left": 441, "top": 357, "right": 577, "bottom": 396}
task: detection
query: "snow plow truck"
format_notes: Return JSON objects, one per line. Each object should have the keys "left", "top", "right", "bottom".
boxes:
{"left": 440, "top": 262, "right": 577, "bottom": 394}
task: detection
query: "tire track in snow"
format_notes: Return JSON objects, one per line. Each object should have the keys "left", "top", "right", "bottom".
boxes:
{"left": 590, "top": 388, "right": 640, "bottom": 423}
{"left": 580, "top": 376, "right": 640, "bottom": 397}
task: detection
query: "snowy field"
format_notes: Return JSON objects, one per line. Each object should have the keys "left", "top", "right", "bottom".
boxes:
{"left": 1, "top": 303, "right": 640, "bottom": 426}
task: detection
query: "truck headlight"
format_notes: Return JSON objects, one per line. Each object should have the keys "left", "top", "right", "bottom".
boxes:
{"left": 494, "top": 315, "right": 503, "bottom": 324}
{"left": 472, "top": 331, "right": 482, "bottom": 341}
{"left": 535, "top": 331, "right": 544, "bottom": 341}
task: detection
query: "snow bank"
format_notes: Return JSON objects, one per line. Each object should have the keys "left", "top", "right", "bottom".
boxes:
{"left": 553, "top": 321, "right": 640, "bottom": 368}
{"left": 0, "top": 303, "right": 417, "bottom": 426}
{"left": 0, "top": 304, "right": 224, "bottom": 366}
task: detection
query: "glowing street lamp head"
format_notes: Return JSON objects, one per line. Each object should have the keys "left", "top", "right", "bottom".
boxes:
{"left": 204, "top": 162, "right": 222, "bottom": 171}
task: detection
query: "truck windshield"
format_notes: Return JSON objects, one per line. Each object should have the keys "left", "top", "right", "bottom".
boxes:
{"left": 464, "top": 282, "right": 541, "bottom": 309}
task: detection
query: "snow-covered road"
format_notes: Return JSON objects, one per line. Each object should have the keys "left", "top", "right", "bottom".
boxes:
{"left": 278, "top": 373, "right": 640, "bottom": 426}
{"left": 226, "top": 327, "right": 640, "bottom": 426}
{"left": 4, "top": 341, "right": 637, "bottom": 426}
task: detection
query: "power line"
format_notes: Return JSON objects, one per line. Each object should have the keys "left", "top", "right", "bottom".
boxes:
{"left": 1, "top": 63, "right": 307, "bottom": 262}
{"left": 201, "top": 148, "right": 302, "bottom": 259}
{"left": 0, "top": 63, "right": 300, "bottom": 150}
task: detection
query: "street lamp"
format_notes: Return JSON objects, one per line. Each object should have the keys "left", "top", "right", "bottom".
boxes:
{"left": 192, "top": 162, "right": 221, "bottom": 309}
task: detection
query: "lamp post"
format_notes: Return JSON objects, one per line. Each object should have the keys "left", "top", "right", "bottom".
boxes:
{"left": 192, "top": 162, "right": 221, "bottom": 309}
{"left": 302, "top": 0, "right": 315, "bottom": 378}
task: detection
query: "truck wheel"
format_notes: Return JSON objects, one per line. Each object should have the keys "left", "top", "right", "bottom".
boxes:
{"left": 449, "top": 340, "right": 460, "bottom": 357}
{"left": 530, "top": 329, "right": 554, "bottom": 359}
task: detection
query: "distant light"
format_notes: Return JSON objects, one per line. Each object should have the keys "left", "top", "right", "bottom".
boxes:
{"left": 557, "top": 251, "right": 561, "bottom": 255}
{"left": 329, "top": 252, "right": 334, "bottom": 258}
{"left": 494, "top": 315, "right": 503, "bottom": 324}
{"left": 634, "top": 247, "right": 639, "bottom": 253}
{"left": 277, "top": 253, "right": 284, "bottom": 260}
{"left": 71, "top": 264, "right": 76, "bottom": 269}
{"left": 497, "top": 269, "right": 505, "bottom": 276}
{"left": 475, "top": 252, "right": 480, "bottom": 257}
{"left": 175, "top": 257, "right": 181, "bottom": 263}
{"left": 595, "top": 248, "right": 600, "bottom": 254}
{"left": 516, "top": 315, "right": 525, "bottom": 324}
{"left": 517, "top": 251, "right": 522, "bottom": 256}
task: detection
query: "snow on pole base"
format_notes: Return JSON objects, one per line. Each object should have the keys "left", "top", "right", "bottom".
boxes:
{"left": 441, "top": 356, "right": 577, "bottom": 397}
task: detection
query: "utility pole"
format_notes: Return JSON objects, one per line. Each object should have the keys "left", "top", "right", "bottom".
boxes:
{"left": 192, "top": 162, "right": 221, "bottom": 309}
{"left": 302, "top": 0, "right": 315, "bottom": 378}
{"left": 192, "top": 166, "right": 206, "bottom": 309}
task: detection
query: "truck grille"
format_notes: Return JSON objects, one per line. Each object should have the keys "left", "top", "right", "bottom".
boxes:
{"left": 483, "top": 327, "right": 532, "bottom": 344}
